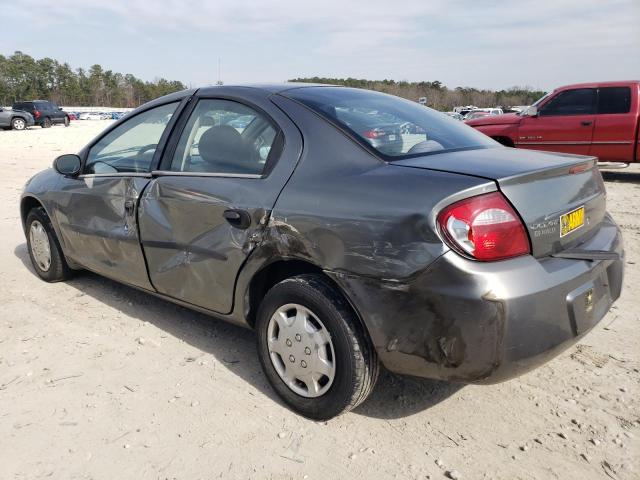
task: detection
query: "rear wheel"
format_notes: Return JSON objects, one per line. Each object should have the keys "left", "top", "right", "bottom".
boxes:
{"left": 256, "top": 274, "right": 378, "bottom": 420}
{"left": 26, "top": 207, "right": 72, "bottom": 282}
{"left": 11, "top": 117, "right": 27, "bottom": 130}
{"left": 42, "top": 117, "right": 52, "bottom": 128}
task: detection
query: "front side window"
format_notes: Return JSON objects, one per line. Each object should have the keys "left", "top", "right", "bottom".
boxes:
{"left": 169, "top": 99, "right": 278, "bottom": 175}
{"left": 85, "top": 102, "right": 178, "bottom": 174}
{"left": 284, "top": 87, "right": 496, "bottom": 159}
{"left": 597, "top": 87, "right": 631, "bottom": 114}
{"left": 539, "top": 89, "right": 596, "bottom": 116}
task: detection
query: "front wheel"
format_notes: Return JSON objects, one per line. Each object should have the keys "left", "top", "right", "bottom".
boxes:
{"left": 25, "top": 207, "right": 73, "bottom": 282}
{"left": 64, "top": 116, "right": 70, "bottom": 127}
{"left": 11, "top": 117, "right": 27, "bottom": 130}
{"left": 256, "top": 274, "right": 378, "bottom": 420}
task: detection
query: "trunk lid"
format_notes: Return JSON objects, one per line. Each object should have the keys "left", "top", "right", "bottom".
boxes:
{"left": 394, "top": 147, "right": 607, "bottom": 258}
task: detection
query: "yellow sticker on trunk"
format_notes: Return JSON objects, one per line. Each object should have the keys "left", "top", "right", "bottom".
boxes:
{"left": 560, "top": 206, "right": 585, "bottom": 237}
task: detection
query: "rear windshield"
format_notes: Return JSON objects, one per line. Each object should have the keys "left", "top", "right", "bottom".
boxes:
{"left": 284, "top": 87, "right": 496, "bottom": 158}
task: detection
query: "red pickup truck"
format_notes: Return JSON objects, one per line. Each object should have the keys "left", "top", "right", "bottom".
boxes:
{"left": 465, "top": 81, "right": 640, "bottom": 164}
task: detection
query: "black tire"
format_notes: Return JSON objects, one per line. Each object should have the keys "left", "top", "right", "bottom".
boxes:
{"left": 64, "top": 116, "right": 70, "bottom": 127}
{"left": 42, "top": 117, "right": 52, "bottom": 128}
{"left": 256, "top": 274, "right": 378, "bottom": 420}
{"left": 25, "top": 207, "right": 73, "bottom": 282}
{"left": 11, "top": 117, "right": 27, "bottom": 130}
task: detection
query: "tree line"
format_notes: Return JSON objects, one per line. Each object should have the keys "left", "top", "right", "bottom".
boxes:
{"left": 289, "top": 77, "right": 547, "bottom": 111}
{"left": 0, "top": 51, "right": 186, "bottom": 108}
{"left": 1, "top": 52, "right": 546, "bottom": 110}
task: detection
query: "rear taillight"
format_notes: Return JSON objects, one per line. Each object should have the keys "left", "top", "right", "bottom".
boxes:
{"left": 362, "top": 128, "right": 385, "bottom": 139}
{"left": 34, "top": 110, "right": 41, "bottom": 119}
{"left": 437, "top": 192, "right": 530, "bottom": 261}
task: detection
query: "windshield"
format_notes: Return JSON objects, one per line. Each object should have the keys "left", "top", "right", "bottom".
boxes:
{"left": 284, "top": 87, "right": 496, "bottom": 159}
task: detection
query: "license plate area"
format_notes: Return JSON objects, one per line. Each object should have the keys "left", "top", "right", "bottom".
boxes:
{"left": 566, "top": 271, "right": 611, "bottom": 336}
{"left": 560, "top": 206, "right": 585, "bottom": 237}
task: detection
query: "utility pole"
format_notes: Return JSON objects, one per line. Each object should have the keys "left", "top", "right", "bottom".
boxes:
{"left": 216, "top": 58, "right": 223, "bottom": 85}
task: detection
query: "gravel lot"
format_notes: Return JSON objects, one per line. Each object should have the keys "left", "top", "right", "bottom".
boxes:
{"left": 1, "top": 121, "right": 638, "bottom": 480}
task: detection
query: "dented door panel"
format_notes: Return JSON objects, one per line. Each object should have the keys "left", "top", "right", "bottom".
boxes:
{"left": 138, "top": 177, "right": 271, "bottom": 313}
{"left": 136, "top": 88, "right": 304, "bottom": 315}
{"left": 53, "top": 175, "right": 153, "bottom": 289}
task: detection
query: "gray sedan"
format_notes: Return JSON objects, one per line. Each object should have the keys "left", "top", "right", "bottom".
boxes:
{"left": 0, "top": 107, "right": 34, "bottom": 130}
{"left": 20, "top": 84, "right": 624, "bottom": 419}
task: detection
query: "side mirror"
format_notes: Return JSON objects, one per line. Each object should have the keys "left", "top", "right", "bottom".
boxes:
{"left": 59, "top": 107, "right": 63, "bottom": 111}
{"left": 53, "top": 154, "right": 82, "bottom": 176}
{"left": 522, "top": 105, "right": 538, "bottom": 117}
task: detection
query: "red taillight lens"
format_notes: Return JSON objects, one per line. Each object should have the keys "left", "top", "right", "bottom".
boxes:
{"left": 437, "top": 192, "right": 530, "bottom": 261}
{"left": 362, "top": 129, "right": 384, "bottom": 139}
{"left": 34, "top": 110, "right": 41, "bottom": 119}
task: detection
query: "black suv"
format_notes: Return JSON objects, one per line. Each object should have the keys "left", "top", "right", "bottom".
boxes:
{"left": 12, "top": 100, "right": 70, "bottom": 128}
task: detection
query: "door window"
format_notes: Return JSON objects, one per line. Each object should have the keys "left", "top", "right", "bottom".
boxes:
{"left": 85, "top": 102, "right": 178, "bottom": 174}
{"left": 597, "top": 87, "right": 631, "bottom": 114}
{"left": 539, "top": 89, "right": 596, "bottom": 116}
{"left": 168, "top": 99, "right": 278, "bottom": 175}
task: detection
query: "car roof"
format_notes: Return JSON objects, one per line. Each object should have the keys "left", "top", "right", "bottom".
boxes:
{"left": 198, "top": 82, "right": 341, "bottom": 95}
{"left": 240, "top": 82, "right": 339, "bottom": 93}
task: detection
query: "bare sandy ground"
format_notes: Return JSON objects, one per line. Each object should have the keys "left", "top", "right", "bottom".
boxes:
{"left": 1, "top": 121, "right": 638, "bottom": 480}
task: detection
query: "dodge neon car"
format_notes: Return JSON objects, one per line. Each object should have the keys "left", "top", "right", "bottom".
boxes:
{"left": 21, "top": 84, "right": 624, "bottom": 419}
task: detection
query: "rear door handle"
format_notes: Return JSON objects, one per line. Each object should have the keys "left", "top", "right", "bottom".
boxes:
{"left": 223, "top": 209, "right": 251, "bottom": 229}
{"left": 581, "top": 121, "right": 592, "bottom": 126}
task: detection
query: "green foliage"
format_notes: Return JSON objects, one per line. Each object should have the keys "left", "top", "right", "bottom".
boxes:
{"left": 289, "top": 77, "right": 547, "bottom": 111}
{"left": 0, "top": 51, "right": 186, "bottom": 107}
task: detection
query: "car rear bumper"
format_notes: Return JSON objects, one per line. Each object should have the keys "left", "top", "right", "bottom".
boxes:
{"left": 328, "top": 214, "right": 624, "bottom": 383}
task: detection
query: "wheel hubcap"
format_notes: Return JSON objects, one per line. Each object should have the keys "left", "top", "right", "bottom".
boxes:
{"left": 14, "top": 119, "right": 25, "bottom": 130}
{"left": 267, "top": 303, "right": 336, "bottom": 398}
{"left": 29, "top": 220, "right": 51, "bottom": 272}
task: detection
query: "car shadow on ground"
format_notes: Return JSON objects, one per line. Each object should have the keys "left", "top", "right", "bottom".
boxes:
{"left": 601, "top": 170, "right": 640, "bottom": 184}
{"left": 14, "top": 242, "right": 461, "bottom": 420}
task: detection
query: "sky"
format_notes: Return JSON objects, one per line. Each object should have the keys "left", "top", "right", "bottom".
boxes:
{"left": 1, "top": 0, "right": 639, "bottom": 91}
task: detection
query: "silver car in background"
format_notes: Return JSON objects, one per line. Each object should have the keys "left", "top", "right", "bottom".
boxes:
{"left": 0, "top": 107, "right": 34, "bottom": 130}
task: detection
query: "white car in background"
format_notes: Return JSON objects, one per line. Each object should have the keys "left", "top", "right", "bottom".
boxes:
{"left": 78, "top": 112, "right": 103, "bottom": 120}
{"left": 474, "top": 108, "right": 504, "bottom": 115}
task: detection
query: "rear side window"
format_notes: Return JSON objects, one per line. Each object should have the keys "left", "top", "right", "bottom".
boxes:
{"left": 168, "top": 99, "right": 279, "bottom": 175}
{"left": 285, "top": 87, "right": 495, "bottom": 158}
{"left": 539, "top": 89, "right": 596, "bottom": 116}
{"left": 597, "top": 87, "right": 631, "bottom": 114}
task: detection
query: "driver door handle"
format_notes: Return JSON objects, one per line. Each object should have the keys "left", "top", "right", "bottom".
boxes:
{"left": 581, "top": 120, "right": 593, "bottom": 126}
{"left": 223, "top": 209, "right": 251, "bottom": 229}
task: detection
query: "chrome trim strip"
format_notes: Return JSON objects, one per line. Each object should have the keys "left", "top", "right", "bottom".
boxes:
{"left": 151, "top": 170, "right": 263, "bottom": 179}
{"left": 78, "top": 173, "right": 152, "bottom": 178}
{"left": 515, "top": 140, "right": 632, "bottom": 146}
{"left": 515, "top": 141, "right": 591, "bottom": 145}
